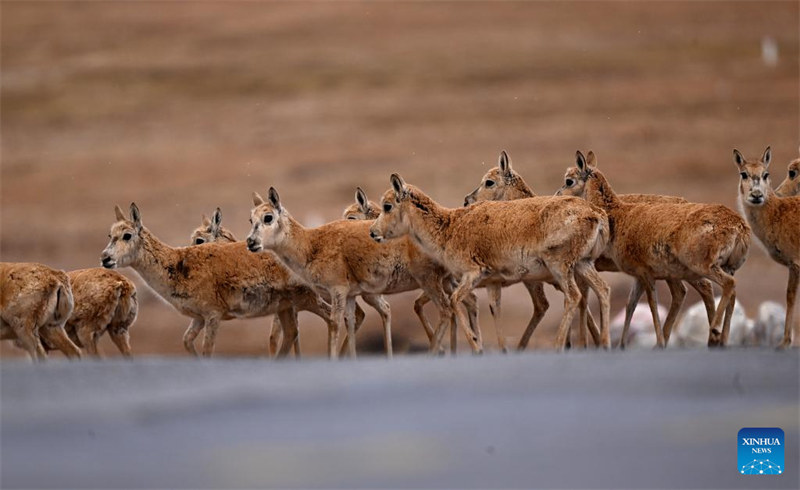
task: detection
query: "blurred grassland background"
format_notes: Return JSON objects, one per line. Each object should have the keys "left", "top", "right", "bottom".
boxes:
{"left": 1, "top": 1, "right": 798, "bottom": 357}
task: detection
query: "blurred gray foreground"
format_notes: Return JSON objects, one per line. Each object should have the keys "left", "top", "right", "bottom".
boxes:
{"left": 2, "top": 350, "right": 798, "bottom": 489}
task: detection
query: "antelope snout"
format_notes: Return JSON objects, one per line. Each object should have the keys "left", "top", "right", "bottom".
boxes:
{"left": 101, "top": 253, "right": 116, "bottom": 269}
{"left": 748, "top": 191, "right": 765, "bottom": 205}
{"left": 246, "top": 236, "right": 262, "bottom": 252}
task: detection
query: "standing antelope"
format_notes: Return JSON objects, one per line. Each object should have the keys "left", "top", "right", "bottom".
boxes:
{"left": 246, "top": 188, "right": 459, "bottom": 358}
{"left": 775, "top": 147, "right": 799, "bottom": 197}
{"left": 342, "top": 187, "right": 479, "bottom": 353}
{"left": 734, "top": 147, "right": 799, "bottom": 347}
{"left": 101, "top": 203, "right": 335, "bottom": 357}
{"left": 61, "top": 268, "right": 137, "bottom": 357}
{"left": 558, "top": 151, "right": 750, "bottom": 347}
{"left": 1, "top": 262, "right": 81, "bottom": 360}
{"left": 369, "top": 174, "right": 612, "bottom": 352}
{"left": 553, "top": 154, "right": 717, "bottom": 347}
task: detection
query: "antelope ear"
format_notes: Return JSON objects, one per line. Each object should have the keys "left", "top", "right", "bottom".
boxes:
{"left": 575, "top": 151, "right": 587, "bottom": 172}
{"left": 210, "top": 208, "right": 222, "bottom": 235}
{"left": 129, "top": 203, "right": 142, "bottom": 231}
{"left": 252, "top": 191, "right": 265, "bottom": 206}
{"left": 268, "top": 187, "right": 282, "bottom": 213}
{"left": 390, "top": 173, "right": 408, "bottom": 199}
{"left": 114, "top": 205, "right": 126, "bottom": 222}
{"left": 201, "top": 214, "right": 211, "bottom": 227}
{"left": 762, "top": 146, "right": 771, "bottom": 167}
{"left": 498, "top": 150, "right": 512, "bottom": 178}
{"left": 586, "top": 151, "right": 597, "bottom": 168}
{"left": 733, "top": 149, "right": 746, "bottom": 168}
{"left": 356, "top": 187, "right": 368, "bottom": 208}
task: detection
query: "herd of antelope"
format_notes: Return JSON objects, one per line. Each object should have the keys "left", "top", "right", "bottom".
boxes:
{"left": 2, "top": 147, "right": 798, "bottom": 361}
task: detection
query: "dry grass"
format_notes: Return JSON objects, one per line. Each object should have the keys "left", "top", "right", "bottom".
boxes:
{"left": 2, "top": 1, "right": 798, "bottom": 358}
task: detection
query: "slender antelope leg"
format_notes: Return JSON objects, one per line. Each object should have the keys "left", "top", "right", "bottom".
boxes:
{"left": 75, "top": 325, "right": 100, "bottom": 357}
{"left": 550, "top": 266, "right": 582, "bottom": 351}
{"left": 40, "top": 325, "right": 82, "bottom": 359}
{"left": 720, "top": 291, "right": 736, "bottom": 346}
{"left": 450, "top": 271, "right": 484, "bottom": 353}
{"left": 661, "top": 280, "right": 687, "bottom": 346}
{"left": 201, "top": 315, "right": 222, "bottom": 357}
{"left": 705, "top": 265, "right": 736, "bottom": 348}
{"left": 412, "top": 292, "right": 435, "bottom": 342}
{"left": 108, "top": 327, "right": 132, "bottom": 357}
{"left": 576, "top": 280, "right": 590, "bottom": 349}
{"left": 620, "top": 280, "right": 644, "bottom": 349}
{"left": 782, "top": 264, "right": 799, "bottom": 348}
{"left": 276, "top": 307, "right": 299, "bottom": 358}
{"left": 183, "top": 318, "right": 204, "bottom": 357}
{"left": 640, "top": 277, "right": 666, "bottom": 348}
{"left": 361, "top": 294, "right": 392, "bottom": 358}
{"left": 689, "top": 279, "right": 716, "bottom": 333}
{"left": 575, "top": 261, "right": 611, "bottom": 349}
{"left": 487, "top": 284, "right": 507, "bottom": 353}
{"left": 518, "top": 281, "right": 549, "bottom": 351}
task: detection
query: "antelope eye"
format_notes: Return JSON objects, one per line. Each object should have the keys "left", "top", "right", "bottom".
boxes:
{"left": 789, "top": 170, "right": 797, "bottom": 179}
{"left": 195, "top": 238, "right": 204, "bottom": 245}
{"left": 740, "top": 172, "right": 748, "bottom": 180}
{"left": 263, "top": 214, "right": 273, "bottom": 224}
{"left": 347, "top": 216, "right": 357, "bottom": 220}
{"left": 383, "top": 203, "right": 392, "bottom": 213}
{"left": 122, "top": 233, "right": 132, "bottom": 241}
{"left": 485, "top": 179, "right": 495, "bottom": 188}
{"left": 763, "top": 172, "right": 769, "bottom": 180}
{"left": 565, "top": 179, "right": 575, "bottom": 187}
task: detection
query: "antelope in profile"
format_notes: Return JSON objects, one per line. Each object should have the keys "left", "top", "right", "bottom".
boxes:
{"left": 101, "top": 203, "right": 335, "bottom": 357}
{"left": 775, "top": 147, "right": 799, "bottom": 197}
{"left": 554, "top": 155, "right": 717, "bottom": 347}
{"left": 61, "top": 268, "right": 137, "bottom": 357}
{"left": 1, "top": 262, "right": 81, "bottom": 360}
{"left": 342, "top": 187, "right": 479, "bottom": 353}
{"left": 370, "top": 174, "right": 612, "bottom": 352}
{"left": 558, "top": 151, "right": 750, "bottom": 347}
{"left": 246, "top": 188, "right": 460, "bottom": 358}
{"left": 735, "top": 147, "right": 799, "bottom": 347}
{"left": 463, "top": 150, "right": 603, "bottom": 349}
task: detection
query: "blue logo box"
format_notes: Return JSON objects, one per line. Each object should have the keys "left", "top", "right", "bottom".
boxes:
{"left": 738, "top": 427, "right": 784, "bottom": 475}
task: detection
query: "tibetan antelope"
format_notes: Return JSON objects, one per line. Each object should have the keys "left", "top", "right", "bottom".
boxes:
{"left": 370, "top": 174, "right": 612, "bottom": 352}
{"left": 559, "top": 151, "right": 750, "bottom": 347}
{"left": 342, "top": 187, "right": 479, "bottom": 353}
{"left": 554, "top": 154, "right": 717, "bottom": 348}
{"left": 1, "top": 262, "right": 81, "bottom": 360}
{"left": 247, "top": 188, "right": 459, "bottom": 358}
{"left": 463, "top": 150, "right": 604, "bottom": 350}
{"left": 101, "top": 203, "right": 335, "bottom": 357}
{"left": 775, "top": 147, "right": 799, "bottom": 197}
{"left": 735, "top": 147, "right": 799, "bottom": 347}
{"left": 61, "top": 268, "right": 137, "bottom": 357}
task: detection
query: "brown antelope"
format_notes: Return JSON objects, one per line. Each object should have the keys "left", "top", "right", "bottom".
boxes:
{"left": 775, "top": 147, "right": 799, "bottom": 197}
{"left": 1, "top": 262, "right": 81, "bottom": 360}
{"left": 101, "top": 203, "right": 336, "bottom": 358}
{"left": 247, "top": 188, "right": 460, "bottom": 358}
{"left": 735, "top": 147, "right": 799, "bottom": 347}
{"left": 190, "top": 207, "right": 372, "bottom": 357}
{"left": 463, "top": 150, "right": 603, "bottom": 349}
{"left": 551, "top": 154, "right": 717, "bottom": 347}
{"left": 60, "top": 268, "right": 137, "bottom": 357}
{"left": 342, "top": 187, "right": 479, "bottom": 353}
{"left": 559, "top": 151, "right": 750, "bottom": 347}
{"left": 369, "top": 174, "right": 612, "bottom": 352}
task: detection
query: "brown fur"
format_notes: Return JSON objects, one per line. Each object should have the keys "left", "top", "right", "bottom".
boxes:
{"left": 735, "top": 147, "right": 800, "bottom": 347}
{"left": 341, "top": 188, "right": 480, "bottom": 354}
{"left": 247, "top": 189, "right": 457, "bottom": 358}
{"left": 774, "top": 150, "right": 800, "bottom": 197}
{"left": 57, "top": 268, "right": 138, "bottom": 358}
{"left": 101, "top": 203, "right": 333, "bottom": 358}
{"left": 1, "top": 262, "right": 81, "bottom": 360}
{"left": 561, "top": 150, "right": 750, "bottom": 347}
{"left": 370, "top": 174, "right": 612, "bottom": 352}
{"left": 557, "top": 164, "right": 718, "bottom": 347}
